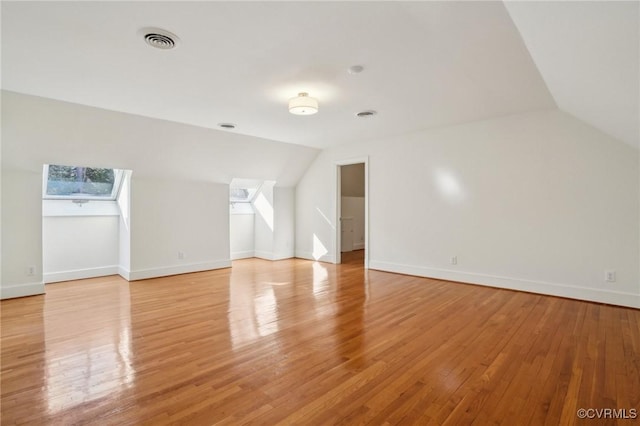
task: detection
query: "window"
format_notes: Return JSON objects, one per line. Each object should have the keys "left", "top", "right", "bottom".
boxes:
{"left": 43, "top": 164, "right": 124, "bottom": 200}
{"left": 229, "top": 179, "right": 262, "bottom": 203}
{"left": 230, "top": 187, "right": 259, "bottom": 203}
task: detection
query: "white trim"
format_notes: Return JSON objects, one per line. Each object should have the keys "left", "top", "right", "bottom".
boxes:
{"left": 295, "top": 251, "right": 333, "bottom": 263}
{"left": 353, "top": 242, "right": 365, "bottom": 250}
{"left": 44, "top": 265, "right": 119, "bottom": 283}
{"left": 254, "top": 250, "right": 273, "bottom": 260}
{"left": 118, "top": 266, "right": 131, "bottom": 281}
{"left": 335, "top": 157, "right": 369, "bottom": 269}
{"left": 128, "top": 260, "right": 231, "bottom": 281}
{"left": 368, "top": 260, "right": 640, "bottom": 309}
{"left": 231, "top": 250, "right": 255, "bottom": 260}
{"left": 272, "top": 254, "right": 294, "bottom": 261}
{"left": 254, "top": 251, "right": 294, "bottom": 261}
{"left": 42, "top": 199, "right": 120, "bottom": 217}
{"left": 1, "top": 282, "right": 45, "bottom": 299}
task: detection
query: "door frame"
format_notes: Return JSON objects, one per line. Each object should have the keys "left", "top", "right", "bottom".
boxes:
{"left": 335, "top": 156, "right": 369, "bottom": 268}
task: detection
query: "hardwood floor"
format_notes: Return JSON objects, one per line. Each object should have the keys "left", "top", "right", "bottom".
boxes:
{"left": 1, "top": 257, "right": 639, "bottom": 425}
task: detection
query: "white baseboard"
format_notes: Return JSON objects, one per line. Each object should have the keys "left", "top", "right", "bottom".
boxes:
{"left": 273, "top": 253, "right": 295, "bottom": 261}
{"left": 255, "top": 250, "right": 295, "bottom": 261}
{"left": 231, "top": 250, "right": 254, "bottom": 260}
{"left": 295, "top": 251, "right": 335, "bottom": 263}
{"left": 118, "top": 266, "right": 131, "bottom": 281}
{"left": 353, "top": 242, "right": 365, "bottom": 250}
{"left": 44, "top": 266, "right": 119, "bottom": 283}
{"left": 254, "top": 250, "right": 272, "bottom": 260}
{"left": 1, "top": 281, "right": 45, "bottom": 299}
{"left": 129, "top": 260, "right": 231, "bottom": 281}
{"left": 368, "top": 260, "right": 640, "bottom": 309}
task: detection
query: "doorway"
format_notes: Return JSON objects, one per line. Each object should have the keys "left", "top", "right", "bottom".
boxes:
{"left": 336, "top": 159, "right": 368, "bottom": 267}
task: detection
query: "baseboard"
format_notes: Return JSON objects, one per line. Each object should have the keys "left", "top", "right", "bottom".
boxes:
{"left": 368, "top": 260, "right": 640, "bottom": 309}
{"left": 1, "top": 281, "right": 45, "bottom": 299}
{"left": 272, "top": 253, "right": 294, "bottom": 261}
{"left": 353, "top": 242, "right": 365, "bottom": 250}
{"left": 294, "top": 251, "right": 335, "bottom": 263}
{"left": 254, "top": 250, "right": 294, "bottom": 261}
{"left": 231, "top": 250, "right": 255, "bottom": 260}
{"left": 118, "top": 266, "right": 130, "bottom": 281}
{"left": 44, "top": 266, "right": 119, "bottom": 283}
{"left": 254, "top": 250, "right": 273, "bottom": 260}
{"left": 129, "top": 260, "right": 232, "bottom": 281}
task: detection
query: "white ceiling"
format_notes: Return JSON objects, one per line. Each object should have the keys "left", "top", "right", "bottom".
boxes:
{"left": 505, "top": 1, "right": 639, "bottom": 149}
{"left": 3, "top": 1, "right": 638, "bottom": 150}
{"left": 2, "top": 1, "right": 558, "bottom": 149}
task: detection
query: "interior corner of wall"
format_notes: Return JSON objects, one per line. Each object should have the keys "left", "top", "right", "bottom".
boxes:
{"left": 118, "top": 267, "right": 131, "bottom": 281}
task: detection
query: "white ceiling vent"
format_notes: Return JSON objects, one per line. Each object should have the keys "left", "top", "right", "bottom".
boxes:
{"left": 140, "top": 28, "right": 180, "bottom": 50}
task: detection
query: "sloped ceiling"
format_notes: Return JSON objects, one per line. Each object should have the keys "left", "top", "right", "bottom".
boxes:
{"left": 506, "top": 1, "right": 639, "bottom": 149}
{"left": 1, "top": 1, "right": 637, "bottom": 153}
{"left": 2, "top": 1, "right": 555, "bottom": 149}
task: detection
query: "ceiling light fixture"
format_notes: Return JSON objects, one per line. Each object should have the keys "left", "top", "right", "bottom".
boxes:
{"left": 289, "top": 92, "right": 318, "bottom": 115}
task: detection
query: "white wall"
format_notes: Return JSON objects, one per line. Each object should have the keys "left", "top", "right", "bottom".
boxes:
{"left": 230, "top": 187, "right": 294, "bottom": 261}
{"left": 41, "top": 193, "right": 126, "bottom": 283}
{"left": 230, "top": 212, "right": 255, "bottom": 260}
{"left": 118, "top": 170, "right": 132, "bottom": 276}
{"left": 253, "top": 181, "right": 275, "bottom": 260}
{"left": 273, "top": 187, "right": 295, "bottom": 260}
{"left": 43, "top": 215, "right": 119, "bottom": 283}
{"left": 128, "top": 178, "right": 230, "bottom": 280}
{"left": 341, "top": 196, "right": 365, "bottom": 250}
{"left": 1, "top": 169, "right": 44, "bottom": 298}
{"left": 252, "top": 182, "right": 295, "bottom": 261}
{"left": 296, "top": 110, "right": 640, "bottom": 308}
{"left": 2, "top": 91, "right": 319, "bottom": 185}
{"left": 2, "top": 92, "right": 317, "bottom": 291}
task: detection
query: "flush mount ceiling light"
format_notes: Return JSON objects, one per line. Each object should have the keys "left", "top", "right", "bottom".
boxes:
{"left": 289, "top": 92, "right": 318, "bottom": 115}
{"left": 140, "top": 27, "right": 180, "bottom": 50}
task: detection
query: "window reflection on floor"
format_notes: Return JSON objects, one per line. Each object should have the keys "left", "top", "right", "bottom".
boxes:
{"left": 44, "top": 280, "right": 134, "bottom": 414}
{"left": 228, "top": 276, "right": 280, "bottom": 349}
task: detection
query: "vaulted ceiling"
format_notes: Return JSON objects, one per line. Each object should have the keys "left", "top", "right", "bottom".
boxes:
{"left": 505, "top": 1, "right": 639, "bottom": 149}
{"left": 2, "top": 1, "right": 638, "bottom": 149}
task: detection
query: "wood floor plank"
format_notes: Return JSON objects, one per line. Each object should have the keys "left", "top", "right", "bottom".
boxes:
{"left": 2, "top": 252, "right": 639, "bottom": 425}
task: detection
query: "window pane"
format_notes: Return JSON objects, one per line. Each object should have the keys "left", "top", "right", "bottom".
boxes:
{"left": 46, "top": 165, "right": 115, "bottom": 197}
{"left": 230, "top": 187, "right": 258, "bottom": 202}
{"left": 230, "top": 188, "right": 249, "bottom": 201}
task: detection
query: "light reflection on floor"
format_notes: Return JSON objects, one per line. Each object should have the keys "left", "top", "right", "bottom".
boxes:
{"left": 44, "top": 279, "right": 134, "bottom": 415}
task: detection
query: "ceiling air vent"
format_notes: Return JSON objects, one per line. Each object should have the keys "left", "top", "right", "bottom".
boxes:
{"left": 356, "top": 110, "right": 377, "bottom": 118}
{"left": 141, "top": 28, "right": 180, "bottom": 50}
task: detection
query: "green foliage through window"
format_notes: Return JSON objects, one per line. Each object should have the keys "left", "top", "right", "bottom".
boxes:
{"left": 45, "top": 165, "right": 121, "bottom": 199}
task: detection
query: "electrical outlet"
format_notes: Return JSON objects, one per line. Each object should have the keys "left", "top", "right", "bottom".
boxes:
{"left": 605, "top": 270, "right": 616, "bottom": 282}
{"left": 178, "top": 252, "right": 185, "bottom": 260}
{"left": 26, "top": 265, "right": 36, "bottom": 276}
{"left": 450, "top": 256, "right": 458, "bottom": 265}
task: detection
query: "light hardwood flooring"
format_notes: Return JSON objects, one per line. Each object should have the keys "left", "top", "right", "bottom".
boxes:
{"left": 1, "top": 253, "right": 639, "bottom": 425}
